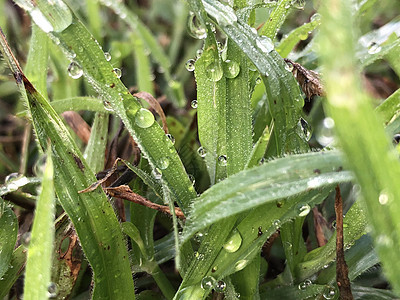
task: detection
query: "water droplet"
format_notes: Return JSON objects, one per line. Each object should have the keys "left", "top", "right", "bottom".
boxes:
{"left": 166, "top": 134, "right": 175, "bottom": 145}
{"left": 47, "top": 282, "right": 58, "bottom": 298}
{"left": 316, "top": 117, "right": 335, "bottom": 146}
{"left": 256, "top": 36, "right": 274, "bottom": 54}
{"left": 152, "top": 168, "right": 162, "bottom": 180}
{"left": 194, "top": 232, "right": 204, "bottom": 242}
{"left": 196, "top": 49, "right": 203, "bottom": 59}
{"left": 185, "top": 59, "right": 196, "bottom": 72}
{"left": 21, "top": 232, "right": 31, "bottom": 247}
{"left": 298, "top": 279, "right": 312, "bottom": 290}
{"left": 332, "top": 220, "right": 337, "bottom": 229}
{"left": 194, "top": 251, "right": 204, "bottom": 260}
{"left": 158, "top": 157, "right": 170, "bottom": 170}
{"left": 291, "top": 0, "right": 305, "bottom": 9}
{"left": 299, "top": 32, "right": 308, "bottom": 40}
{"left": 113, "top": 68, "right": 122, "bottom": 78}
{"left": 217, "top": 42, "right": 224, "bottom": 52}
{"left": 284, "top": 2, "right": 291, "bottom": 9}
{"left": 272, "top": 219, "right": 281, "bottom": 229}
{"left": 218, "top": 155, "right": 227, "bottom": 166}
{"left": 201, "top": 276, "right": 216, "bottom": 290}
{"left": 285, "top": 61, "right": 294, "bottom": 72}
{"left": 68, "top": 62, "right": 83, "bottom": 79}
{"left": 189, "top": 174, "right": 196, "bottom": 185}
{"left": 188, "top": 13, "right": 207, "bottom": 39}
{"left": 135, "top": 108, "right": 155, "bottom": 128}
{"left": 234, "top": 259, "right": 248, "bottom": 271}
{"left": 223, "top": 60, "right": 240, "bottom": 78}
{"left": 104, "top": 52, "right": 112, "bottom": 61}
{"left": 223, "top": 230, "right": 242, "bottom": 253}
{"left": 310, "top": 13, "right": 322, "bottom": 23}
{"left": 255, "top": 77, "right": 262, "bottom": 84}
{"left": 103, "top": 100, "right": 113, "bottom": 111}
{"left": 299, "top": 118, "right": 312, "bottom": 141}
{"left": 379, "top": 191, "right": 390, "bottom": 205}
{"left": 191, "top": 99, "right": 198, "bottom": 108}
{"left": 323, "top": 285, "right": 336, "bottom": 299}
{"left": 206, "top": 61, "right": 223, "bottom": 81}
{"left": 5, "top": 173, "right": 19, "bottom": 183}
{"left": 368, "top": 42, "right": 382, "bottom": 54}
{"left": 297, "top": 203, "right": 311, "bottom": 217}
{"left": 197, "top": 146, "right": 207, "bottom": 158}
{"left": 214, "top": 280, "right": 226, "bottom": 292}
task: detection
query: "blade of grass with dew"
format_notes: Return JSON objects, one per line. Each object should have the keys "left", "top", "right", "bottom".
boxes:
{"left": 259, "top": 283, "right": 327, "bottom": 300}
{"left": 0, "top": 27, "right": 136, "bottom": 298}
{"left": 51, "top": 96, "right": 108, "bottom": 114}
{"left": 181, "top": 151, "right": 352, "bottom": 243}
{"left": 246, "top": 124, "right": 270, "bottom": 168}
{"left": 194, "top": 26, "right": 227, "bottom": 184}
{"left": 0, "top": 206, "right": 18, "bottom": 278}
{"left": 15, "top": 0, "right": 196, "bottom": 216}
{"left": 296, "top": 201, "right": 368, "bottom": 280}
{"left": 0, "top": 246, "right": 26, "bottom": 298}
{"left": 84, "top": 112, "right": 108, "bottom": 173}
{"left": 24, "top": 151, "right": 55, "bottom": 300}
{"left": 131, "top": 32, "right": 155, "bottom": 95}
{"left": 258, "top": 0, "right": 292, "bottom": 39}
{"left": 276, "top": 14, "right": 322, "bottom": 58}
{"left": 201, "top": 0, "right": 308, "bottom": 155}
{"left": 319, "top": 0, "right": 400, "bottom": 293}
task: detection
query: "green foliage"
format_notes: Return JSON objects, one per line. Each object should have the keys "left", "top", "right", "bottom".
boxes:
{"left": 0, "top": 0, "right": 399, "bottom": 299}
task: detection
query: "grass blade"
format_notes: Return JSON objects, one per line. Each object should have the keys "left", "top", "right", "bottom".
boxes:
{"left": 0, "top": 206, "right": 18, "bottom": 278}
{"left": 24, "top": 151, "right": 55, "bottom": 300}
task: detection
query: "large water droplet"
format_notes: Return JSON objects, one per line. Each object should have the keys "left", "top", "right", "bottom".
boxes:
{"left": 298, "top": 279, "right": 312, "bottom": 290}
{"left": 297, "top": 203, "right": 311, "bottom": 217}
{"left": 191, "top": 99, "right": 198, "bottom": 108}
{"left": 68, "top": 62, "right": 83, "bottom": 79}
{"left": 207, "top": 61, "right": 223, "bottom": 81}
{"left": 5, "top": 173, "right": 19, "bottom": 183}
{"left": 135, "top": 108, "right": 155, "bottom": 128}
{"left": 47, "top": 282, "right": 58, "bottom": 298}
{"left": 223, "top": 60, "right": 240, "bottom": 78}
{"left": 291, "top": 0, "right": 305, "bottom": 9}
{"left": 158, "top": 157, "right": 170, "bottom": 170}
{"left": 310, "top": 13, "right": 322, "bottom": 23}
{"left": 185, "top": 59, "right": 196, "bottom": 72}
{"left": 218, "top": 155, "right": 227, "bottom": 166}
{"left": 188, "top": 13, "right": 207, "bottom": 39}
{"left": 113, "top": 68, "right": 122, "bottom": 78}
{"left": 214, "top": 280, "right": 227, "bottom": 292}
{"left": 234, "top": 259, "right": 248, "bottom": 271}
{"left": 323, "top": 285, "right": 336, "bottom": 299}
{"left": 201, "top": 276, "right": 216, "bottom": 290}
{"left": 378, "top": 191, "right": 390, "bottom": 205}
{"left": 316, "top": 117, "right": 335, "bottom": 146}
{"left": 223, "top": 230, "right": 242, "bottom": 253}
{"left": 197, "top": 146, "right": 207, "bottom": 157}
{"left": 104, "top": 52, "right": 112, "bottom": 61}
{"left": 368, "top": 42, "right": 382, "bottom": 54}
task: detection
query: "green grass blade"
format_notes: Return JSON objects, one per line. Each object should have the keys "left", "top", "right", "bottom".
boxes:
{"left": 84, "top": 112, "right": 108, "bottom": 173}
{"left": 259, "top": 0, "right": 291, "bottom": 39}
{"left": 24, "top": 151, "right": 55, "bottom": 300}
{"left": 132, "top": 32, "right": 155, "bottom": 95}
{"left": 376, "top": 88, "right": 400, "bottom": 125}
{"left": 0, "top": 246, "right": 26, "bottom": 298}
{"left": 181, "top": 151, "right": 351, "bottom": 244}
{"left": 277, "top": 14, "right": 322, "bottom": 58}
{"left": 51, "top": 96, "right": 108, "bottom": 114}
{"left": 201, "top": 0, "right": 307, "bottom": 155}
{"left": 0, "top": 206, "right": 18, "bottom": 278}
{"left": 319, "top": 0, "right": 400, "bottom": 293}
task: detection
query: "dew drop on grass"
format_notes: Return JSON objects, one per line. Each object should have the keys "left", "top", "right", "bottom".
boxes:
{"left": 291, "top": 0, "right": 306, "bottom": 9}
{"left": 323, "top": 286, "right": 336, "bottom": 299}
{"left": 379, "top": 191, "right": 390, "bottom": 205}
{"left": 5, "top": 173, "right": 19, "bottom": 183}
{"left": 299, "top": 118, "right": 312, "bottom": 141}
{"left": 197, "top": 146, "right": 207, "bottom": 157}
{"left": 368, "top": 42, "right": 382, "bottom": 54}
{"left": 310, "top": 13, "right": 322, "bottom": 23}
{"left": 158, "top": 157, "right": 170, "bottom": 170}
{"left": 285, "top": 61, "right": 294, "bottom": 72}
{"left": 316, "top": 117, "right": 335, "bottom": 146}
{"left": 135, "top": 108, "right": 155, "bottom": 128}
{"left": 21, "top": 232, "right": 31, "bottom": 247}
{"left": 113, "top": 68, "right": 122, "bottom": 78}
{"left": 297, "top": 203, "right": 311, "bottom": 217}
{"left": 272, "top": 219, "right": 281, "bottom": 229}
{"left": 104, "top": 52, "right": 112, "bottom": 61}
{"left": 68, "top": 62, "right": 83, "bottom": 79}
{"left": 47, "top": 282, "right": 58, "bottom": 298}
{"left": 256, "top": 36, "right": 274, "bottom": 54}
{"left": 298, "top": 279, "right": 312, "bottom": 290}
{"left": 185, "top": 59, "right": 196, "bottom": 72}
{"left": 152, "top": 168, "right": 162, "bottom": 180}
{"left": 234, "top": 259, "right": 248, "bottom": 271}
{"left": 223, "top": 60, "right": 240, "bottom": 78}
{"left": 223, "top": 230, "right": 242, "bottom": 253}
{"left": 299, "top": 32, "right": 308, "bottom": 40}
{"left": 189, "top": 174, "right": 196, "bottom": 185}
{"left": 255, "top": 77, "right": 262, "bottom": 84}
{"left": 207, "top": 61, "right": 223, "bottom": 81}
{"left": 166, "top": 134, "right": 175, "bottom": 145}
{"left": 201, "top": 276, "right": 216, "bottom": 290}
{"left": 103, "top": 100, "right": 113, "bottom": 112}
{"left": 214, "top": 280, "right": 227, "bottom": 292}
{"left": 196, "top": 49, "right": 203, "bottom": 59}
{"left": 191, "top": 99, "right": 198, "bottom": 108}
{"left": 218, "top": 155, "right": 227, "bottom": 166}
{"left": 188, "top": 13, "right": 207, "bottom": 39}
